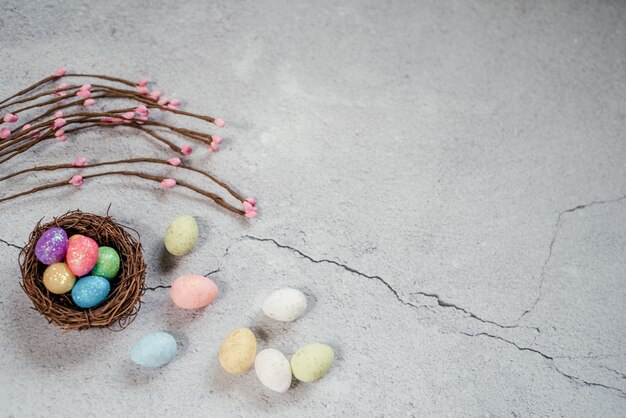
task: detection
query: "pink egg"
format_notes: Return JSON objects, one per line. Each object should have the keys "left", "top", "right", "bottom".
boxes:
{"left": 170, "top": 274, "right": 219, "bottom": 310}
{"left": 66, "top": 235, "right": 99, "bottom": 276}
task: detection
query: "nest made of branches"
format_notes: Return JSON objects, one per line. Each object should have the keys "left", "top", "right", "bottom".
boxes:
{"left": 19, "top": 210, "right": 146, "bottom": 330}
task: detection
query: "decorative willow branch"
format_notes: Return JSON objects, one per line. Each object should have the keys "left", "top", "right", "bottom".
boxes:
{"left": 0, "top": 68, "right": 257, "bottom": 218}
{"left": 0, "top": 170, "right": 244, "bottom": 216}
{"left": 0, "top": 157, "right": 245, "bottom": 202}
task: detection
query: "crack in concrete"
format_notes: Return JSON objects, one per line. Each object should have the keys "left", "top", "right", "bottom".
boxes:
{"left": 245, "top": 235, "right": 626, "bottom": 397}
{"left": 462, "top": 332, "right": 626, "bottom": 398}
{"left": 144, "top": 267, "right": 221, "bottom": 291}
{"left": 245, "top": 235, "right": 538, "bottom": 332}
{"left": 145, "top": 284, "right": 171, "bottom": 291}
{"left": 203, "top": 267, "right": 221, "bottom": 278}
{"left": 600, "top": 365, "right": 626, "bottom": 380}
{"left": 0, "top": 238, "right": 22, "bottom": 250}
{"left": 520, "top": 194, "right": 626, "bottom": 319}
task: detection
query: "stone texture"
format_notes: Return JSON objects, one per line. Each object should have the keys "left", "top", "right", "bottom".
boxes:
{"left": 0, "top": 0, "right": 625, "bottom": 416}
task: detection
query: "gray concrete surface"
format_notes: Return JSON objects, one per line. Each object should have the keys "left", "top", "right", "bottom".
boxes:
{"left": 0, "top": 0, "right": 625, "bottom": 416}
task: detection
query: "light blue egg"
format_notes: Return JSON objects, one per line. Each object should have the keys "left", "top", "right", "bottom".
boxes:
{"left": 71, "top": 275, "right": 110, "bottom": 308}
{"left": 130, "top": 332, "right": 177, "bottom": 367}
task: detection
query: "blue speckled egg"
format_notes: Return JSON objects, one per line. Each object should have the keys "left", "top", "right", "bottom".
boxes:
{"left": 35, "top": 227, "right": 68, "bottom": 265}
{"left": 130, "top": 332, "right": 177, "bottom": 367}
{"left": 71, "top": 275, "right": 110, "bottom": 308}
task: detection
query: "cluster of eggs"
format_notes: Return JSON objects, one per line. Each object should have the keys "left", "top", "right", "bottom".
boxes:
{"left": 128, "top": 215, "right": 334, "bottom": 391}
{"left": 35, "top": 227, "right": 120, "bottom": 308}
{"left": 219, "top": 288, "right": 334, "bottom": 392}
{"left": 131, "top": 287, "right": 333, "bottom": 392}
{"left": 219, "top": 288, "right": 335, "bottom": 392}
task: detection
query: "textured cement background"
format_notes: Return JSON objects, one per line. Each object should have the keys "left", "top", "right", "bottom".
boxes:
{"left": 0, "top": 0, "right": 625, "bottom": 416}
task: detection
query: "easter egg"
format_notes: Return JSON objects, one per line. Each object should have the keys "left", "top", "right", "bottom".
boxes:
{"left": 262, "top": 288, "right": 308, "bottom": 322}
{"left": 42, "top": 263, "right": 76, "bottom": 294}
{"left": 290, "top": 343, "right": 334, "bottom": 382}
{"left": 130, "top": 332, "right": 177, "bottom": 367}
{"left": 71, "top": 275, "right": 110, "bottom": 308}
{"left": 66, "top": 235, "right": 99, "bottom": 276}
{"left": 170, "top": 274, "right": 218, "bottom": 309}
{"left": 35, "top": 227, "right": 68, "bottom": 265}
{"left": 255, "top": 348, "right": 292, "bottom": 393}
{"left": 90, "top": 246, "right": 121, "bottom": 280}
{"left": 219, "top": 328, "right": 257, "bottom": 374}
{"left": 164, "top": 215, "right": 198, "bottom": 256}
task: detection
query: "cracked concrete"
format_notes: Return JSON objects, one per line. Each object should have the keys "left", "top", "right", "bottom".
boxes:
{"left": 246, "top": 235, "right": 540, "bottom": 333}
{"left": 461, "top": 332, "right": 626, "bottom": 399}
{"left": 1, "top": 0, "right": 625, "bottom": 416}
{"left": 0, "top": 239, "right": 23, "bottom": 251}
{"left": 520, "top": 194, "right": 626, "bottom": 320}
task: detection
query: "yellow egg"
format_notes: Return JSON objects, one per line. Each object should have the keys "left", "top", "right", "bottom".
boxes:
{"left": 219, "top": 328, "right": 257, "bottom": 374}
{"left": 164, "top": 215, "right": 198, "bottom": 256}
{"left": 43, "top": 263, "right": 76, "bottom": 294}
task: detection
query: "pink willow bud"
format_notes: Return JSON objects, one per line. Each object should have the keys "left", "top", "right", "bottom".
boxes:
{"left": 161, "top": 178, "right": 176, "bottom": 189}
{"left": 181, "top": 144, "right": 192, "bottom": 155}
{"left": 0, "top": 127, "right": 11, "bottom": 139}
{"left": 242, "top": 200, "right": 258, "bottom": 218}
{"left": 135, "top": 106, "right": 149, "bottom": 117}
{"left": 76, "top": 89, "right": 91, "bottom": 99}
{"left": 52, "top": 118, "right": 66, "bottom": 129}
{"left": 71, "top": 157, "right": 87, "bottom": 167}
{"left": 3, "top": 113, "right": 19, "bottom": 123}
{"left": 69, "top": 175, "right": 84, "bottom": 186}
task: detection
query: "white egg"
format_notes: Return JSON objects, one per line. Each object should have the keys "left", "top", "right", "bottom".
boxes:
{"left": 262, "top": 288, "right": 308, "bottom": 322}
{"left": 254, "top": 348, "right": 292, "bottom": 393}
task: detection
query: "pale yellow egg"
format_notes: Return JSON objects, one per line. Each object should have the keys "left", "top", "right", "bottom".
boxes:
{"left": 43, "top": 262, "right": 76, "bottom": 294}
{"left": 290, "top": 343, "right": 334, "bottom": 382}
{"left": 219, "top": 328, "right": 257, "bottom": 374}
{"left": 164, "top": 215, "right": 198, "bottom": 256}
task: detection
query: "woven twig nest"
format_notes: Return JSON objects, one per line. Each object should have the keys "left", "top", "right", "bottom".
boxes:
{"left": 19, "top": 210, "right": 146, "bottom": 330}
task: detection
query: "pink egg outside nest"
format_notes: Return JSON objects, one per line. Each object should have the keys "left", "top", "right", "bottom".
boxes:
{"left": 170, "top": 274, "right": 219, "bottom": 310}
{"left": 66, "top": 235, "right": 99, "bottom": 276}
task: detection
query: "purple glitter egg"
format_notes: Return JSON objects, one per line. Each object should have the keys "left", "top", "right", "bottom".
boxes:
{"left": 35, "top": 227, "right": 69, "bottom": 265}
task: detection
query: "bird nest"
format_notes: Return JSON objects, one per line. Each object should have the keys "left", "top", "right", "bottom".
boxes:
{"left": 19, "top": 210, "right": 146, "bottom": 330}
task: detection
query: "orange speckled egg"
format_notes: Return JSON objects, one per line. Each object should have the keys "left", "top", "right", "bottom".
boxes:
{"left": 66, "top": 235, "right": 99, "bottom": 277}
{"left": 170, "top": 274, "right": 219, "bottom": 309}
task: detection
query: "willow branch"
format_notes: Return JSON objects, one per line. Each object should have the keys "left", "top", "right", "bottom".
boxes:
{"left": 0, "top": 170, "right": 245, "bottom": 216}
{"left": 0, "top": 158, "right": 245, "bottom": 202}
{"left": 0, "top": 75, "right": 56, "bottom": 107}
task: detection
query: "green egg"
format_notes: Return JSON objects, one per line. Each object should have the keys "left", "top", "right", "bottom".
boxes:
{"left": 90, "top": 246, "right": 121, "bottom": 280}
{"left": 290, "top": 343, "right": 334, "bottom": 382}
